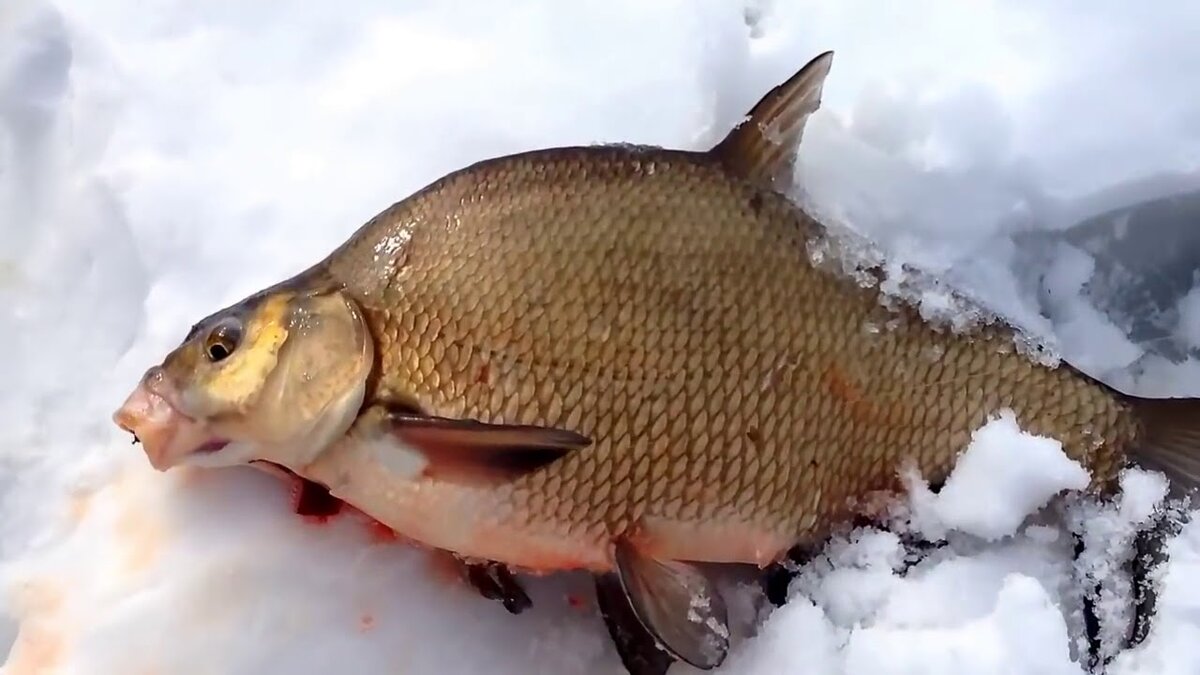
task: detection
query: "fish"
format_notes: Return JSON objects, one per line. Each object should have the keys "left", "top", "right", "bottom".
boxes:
{"left": 112, "top": 50, "right": 1200, "bottom": 672}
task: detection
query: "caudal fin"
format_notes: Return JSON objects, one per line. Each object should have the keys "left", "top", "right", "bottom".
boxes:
{"left": 1129, "top": 397, "right": 1200, "bottom": 495}
{"left": 709, "top": 50, "right": 834, "bottom": 193}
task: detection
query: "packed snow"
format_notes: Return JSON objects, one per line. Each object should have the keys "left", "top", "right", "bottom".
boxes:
{"left": 3, "top": 1, "right": 1200, "bottom": 673}
{"left": 903, "top": 411, "right": 1092, "bottom": 543}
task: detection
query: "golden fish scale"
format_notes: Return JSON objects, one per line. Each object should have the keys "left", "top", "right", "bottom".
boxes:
{"left": 327, "top": 146, "right": 1138, "bottom": 555}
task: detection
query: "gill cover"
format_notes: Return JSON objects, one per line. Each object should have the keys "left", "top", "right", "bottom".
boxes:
{"left": 241, "top": 289, "right": 375, "bottom": 462}
{"left": 176, "top": 287, "right": 375, "bottom": 468}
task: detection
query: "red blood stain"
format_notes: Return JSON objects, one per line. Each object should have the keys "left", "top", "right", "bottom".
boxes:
{"left": 566, "top": 593, "right": 589, "bottom": 610}
{"left": 364, "top": 518, "right": 400, "bottom": 544}
{"left": 266, "top": 462, "right": 407, "bottom": 545}
{"left": 290, "top": 476, "right": 344, "bottom": 524}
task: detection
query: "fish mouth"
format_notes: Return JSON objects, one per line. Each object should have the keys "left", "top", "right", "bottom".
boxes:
{"left": 113, "top": 366, "right": 229, "bottom": 471}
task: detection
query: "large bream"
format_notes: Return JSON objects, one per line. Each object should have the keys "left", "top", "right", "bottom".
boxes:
{"left": 113, "top": 52, "right": 1200, "bottom": 671}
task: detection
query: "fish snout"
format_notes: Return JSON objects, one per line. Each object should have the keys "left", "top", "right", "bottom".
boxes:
{"left": 139, "top": 365, "right": 171, "bottom": 398}
{"left": 113, "top": 367, "right": 208, "bottom": 471}
{"left": 114, "top": 367, "right": 164, "bottom": 433}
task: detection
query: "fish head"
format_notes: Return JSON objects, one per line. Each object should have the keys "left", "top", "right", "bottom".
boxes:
{"left": 113, "top": 285, "right": 375, "bottom": 472}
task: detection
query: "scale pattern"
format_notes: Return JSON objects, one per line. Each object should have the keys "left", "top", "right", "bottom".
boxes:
{"left": 326, "top": 145, "right": 1138, "bottom": 563}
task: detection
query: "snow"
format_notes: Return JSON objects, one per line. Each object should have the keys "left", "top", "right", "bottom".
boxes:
{"left": 903, "top": 411, "right": 1092, "bottom": 542}
{"left": 2, "top": 1, "right": 1200, "bottom": 674}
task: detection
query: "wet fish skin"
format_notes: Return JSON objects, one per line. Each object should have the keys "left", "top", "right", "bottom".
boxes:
{"left": 315, "top": 138, "right": 1136, "bottom": 569}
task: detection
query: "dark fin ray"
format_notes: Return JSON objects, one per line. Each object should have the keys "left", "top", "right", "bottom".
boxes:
{"left": 1128, "top": 512, "right": 1172, "bottom": 649}
{"left": 761, "top": 539, "right": 825, "bottom": 608}
{"left": 1128, "top": 499, "right": 1191, "bottom": 651}
{"left": 595, "top": 573, "right": 675, "bottom": 675}
{"left": 1073, "top": 533, "right": 1103, "bottom": 671}
{"left": 710, "top": 50, "right": 834, "bottom": 193}
{"left": 761, "top": 564, "right": 795, "bottom": 609}
{"left": 463, "top": 560, "right": 532, "bottom": 615}
{"left": 1127, "top": 397, "right": 1200, "bottom": 495}
{"left": 380, "top": 410, "right": 591, "bottom": 485}
{"left": 613, "top": 539, "right": 729, "bottom": 670}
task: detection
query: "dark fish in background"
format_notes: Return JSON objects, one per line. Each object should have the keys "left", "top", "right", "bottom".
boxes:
{"left": 1014, "top": 187, "right": 1200, "bottom": 364}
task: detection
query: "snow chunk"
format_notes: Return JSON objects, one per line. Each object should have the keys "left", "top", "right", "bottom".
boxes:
{"left": 1036, "top": 242, "right": 1146, "bottom": 377}
{"left": 843, "top": 574, "right": 1085, "bottom": 675}
{"left": 907, "top": 411, "right": 1091, "bottom": 541}
{"left": 796, "top": 529, "right": 907, "bottom": 628}
{"left": 735, "top": 540, "right": 1085, "bottom": 675}
{"left": 721, "top": 597, "right": 842, "bottom": 674}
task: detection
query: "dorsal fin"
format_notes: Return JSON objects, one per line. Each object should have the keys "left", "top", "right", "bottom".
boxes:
{"left": 710, "top": 50, "right": 834, "bottom": 193}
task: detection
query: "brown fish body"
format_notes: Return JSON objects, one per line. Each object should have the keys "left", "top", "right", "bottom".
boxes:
{"left": 300, "top": 141, "right": 1137, "bottom": 572}
{"left": 114, "top": 51, "right": 1200, "bottom": 671}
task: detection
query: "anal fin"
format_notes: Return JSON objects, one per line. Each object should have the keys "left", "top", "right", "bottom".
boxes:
{"left": 612, "top": 538, "right": 730, "bottom": 670}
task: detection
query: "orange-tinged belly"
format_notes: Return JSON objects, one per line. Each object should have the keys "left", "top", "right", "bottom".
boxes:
{"left": 300, "top": 438, "right": 613, "bottom": 573}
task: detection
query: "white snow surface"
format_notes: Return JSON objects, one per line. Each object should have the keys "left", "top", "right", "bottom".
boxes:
{"left": 3, "top": 1, "right": 1200, "bottom": 673}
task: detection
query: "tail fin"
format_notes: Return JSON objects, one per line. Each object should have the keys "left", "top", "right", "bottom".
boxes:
{"left": 1128, "top": 397, "right": 1200, "bottom": 495}
{"left": 709, "top": 50, "right": 834, "bottom": 193}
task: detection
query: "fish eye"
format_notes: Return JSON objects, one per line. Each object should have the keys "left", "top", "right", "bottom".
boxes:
{"left": 204, "top": 317, "right": 243, "bottom": 363}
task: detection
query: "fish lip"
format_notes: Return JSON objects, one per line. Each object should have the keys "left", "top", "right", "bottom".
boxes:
{"left": 194, "top": 438, "right": 230, "bottom": 454}
{"left": 113, "top": 367, "right": 228, "bottom": 470}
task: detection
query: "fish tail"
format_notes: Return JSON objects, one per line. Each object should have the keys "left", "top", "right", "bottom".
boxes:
{"left": 1060, "top": 360, "right": 1200, "bottom": 495}
{"left": 1126, "top": 396, "right": 1200, "bottom": 494}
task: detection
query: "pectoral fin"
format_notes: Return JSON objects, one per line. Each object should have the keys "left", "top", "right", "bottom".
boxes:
{"left": 361, "top": 406, "right": 591, "bottom": 486}
{"left": 612, "top": 538, "right": 730, "bottom": 670}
